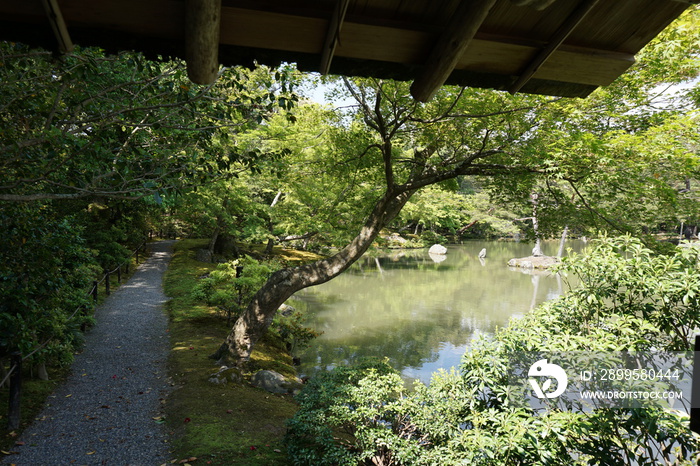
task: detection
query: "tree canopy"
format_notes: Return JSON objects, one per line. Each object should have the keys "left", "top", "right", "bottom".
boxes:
{"left": 0, "top": 42, "right": 297, "bottom": 202}
{"left": 0, "top": 41, "right": 297, "bottom": 369}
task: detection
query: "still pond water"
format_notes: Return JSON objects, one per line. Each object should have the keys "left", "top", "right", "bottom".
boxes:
{"left": 295, "top": 240, "right": 586, "bottom": 384}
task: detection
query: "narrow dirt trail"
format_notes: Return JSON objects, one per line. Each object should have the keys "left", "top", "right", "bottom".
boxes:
{"left": 4, "top": 240, "right": 175, "bottom": 466}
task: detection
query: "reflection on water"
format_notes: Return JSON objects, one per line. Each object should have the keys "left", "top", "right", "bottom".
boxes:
{"left": 295, "top": 240, "right": 585, "bottom": 384}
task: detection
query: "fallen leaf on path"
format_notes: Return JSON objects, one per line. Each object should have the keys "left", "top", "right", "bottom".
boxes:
{"left": 65, "top": 394, "right": 72, "bottom": 398}
{"left": 183, "top": 417, "right": 191, "bottom": 423}
{"left": 87, "top": 451, "right": 96, "bottom": 455}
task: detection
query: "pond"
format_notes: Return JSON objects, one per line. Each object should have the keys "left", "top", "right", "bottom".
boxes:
{"left": 294, "top": 240, "right": 587, "bottom": 384}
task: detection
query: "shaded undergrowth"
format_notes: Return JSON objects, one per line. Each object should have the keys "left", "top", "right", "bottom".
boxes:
{"left": 0, "top": 248, "right": 145, "bottom": 455}
{"left": 164, "top": 239, "right": 312, "bottom": 465}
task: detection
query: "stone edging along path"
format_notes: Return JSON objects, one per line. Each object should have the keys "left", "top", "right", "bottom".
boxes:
{"left": 3, "top": 240, "right": 175, "bottom": 466}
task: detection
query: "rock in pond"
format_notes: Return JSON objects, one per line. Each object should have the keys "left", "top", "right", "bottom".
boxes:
{"left": 278, "top": 303, "right": 296, "bottom": 316}
{"left": 507, "top": 255, "right": 560, "bottom": 269}
{"left": 428, "top": 244, "right": 447, "bottom": 255}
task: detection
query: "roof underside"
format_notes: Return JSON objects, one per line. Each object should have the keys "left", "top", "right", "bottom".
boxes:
{"left": 0, "top": 0, "right": 695, "bottom": 100}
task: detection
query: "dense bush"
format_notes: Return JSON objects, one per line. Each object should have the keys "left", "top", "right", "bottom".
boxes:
{"left": 0, "top": 198, "right": 155, "bottom": 375}
{"left": 0, "top": 205, "right": 99, "bottom": 368}
{"left": 286, "top": 236, "right": 700, "bottom": 465}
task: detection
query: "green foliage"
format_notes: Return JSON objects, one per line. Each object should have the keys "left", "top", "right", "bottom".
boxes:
{"left": 285, "top": 358, "right": 409, "bottom": 466}
{"left": 0, "top": 204, "right": 98, "bottom": 365}
{"left": 0, "top": 41, "right": 298, "bottom": 202}
{"left": 286, "top": 237, "right": 700, "bottom": 465}
{"left": 191, "top": 256, "right": 280, "bottom": 323}
{"left": 0, "top": 40, "right": 297, "bottom": 370}
{"left": 481, "top": 6, "right": 700, "bottom": 239}
{"left": 271, "top": 309, "right": 322, "bottom": 355}
{"left": 551, "top": 235, "right": 700, "bottom": 351}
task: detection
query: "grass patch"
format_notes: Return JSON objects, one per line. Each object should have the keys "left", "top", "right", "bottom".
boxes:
{"left": 164, "top": 239, "right": 300, "bottom": 465}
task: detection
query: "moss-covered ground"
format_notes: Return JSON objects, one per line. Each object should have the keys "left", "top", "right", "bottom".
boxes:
{"left": 163, "top": 239, "right": 312, "bottom": 465}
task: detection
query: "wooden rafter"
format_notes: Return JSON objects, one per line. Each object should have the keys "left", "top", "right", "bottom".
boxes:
{"left": 508, "top": 0, "right": 600, "bottom": 94}
{"left": 41, "top": 0, "right": 73, "bottom": 53}
{"left": 319, "top": 0, "right": 350, "bottom": 75}
{"left": 185, "top": 0, "right": 221, "bottom": 84}
{"left": 0, "top": 0, "right": 691, "bottom": 98}
{"left": 410, "top": 0, "right": 498, "bottom": 102}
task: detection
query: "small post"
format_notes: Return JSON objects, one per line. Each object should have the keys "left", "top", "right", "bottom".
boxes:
{"left": 135, "top": 248, "right": 140, "bottom": 264}
{"left": 691, "top": 335, "right": 700, "bottom": 433}
{"left": 117, "top": 265, "right": 121, "bottom": 285}
{"left": 125, "top": 261, "right": 130, "bottom": 275}
{"left": 92, "top": 281, "right": 98, "bottom": 303}
{"left": 8, "top": 352, "right": 22, "bottom": 430}
{"left": 105, "top": 271, "right": 110, "bottom": 296}
{"left": 80, "top": 304, "right": 88, "bottom": 332}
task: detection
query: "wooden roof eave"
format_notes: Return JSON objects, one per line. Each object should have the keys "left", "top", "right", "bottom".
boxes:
{"left": 2, "top": 0, "right": 691, "bottom": 100}
{"left": 40, "top": 0, "right": 73, "bottom": 53}
{"left": 319, "top": 0, "right": 350, "bottom": 75}
{"left": 409, "top": 0, "right": 498, "bottom": 102}
{"left": 508, "top": 0, "right": 600, "bottom": 94}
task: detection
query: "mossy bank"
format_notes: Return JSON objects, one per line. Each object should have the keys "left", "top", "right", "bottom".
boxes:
{"left": 163, "top": 239, "right": 317, "bottom": 465}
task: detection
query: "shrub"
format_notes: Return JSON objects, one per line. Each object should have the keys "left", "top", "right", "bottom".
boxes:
{"left": 191, "top": 255, "right": 280, "bottom": 324}
{"left": 272, "top": 310, "right": 323, "bottom": 355}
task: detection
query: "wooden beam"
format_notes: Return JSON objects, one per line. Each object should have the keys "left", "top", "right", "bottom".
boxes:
{"left": 410, "top": 0, "right": 498, "bottom": 102}
{"left": 41, "top": 0, "right": 74, "bottom": 53}
{"left": 508, "top": 0, "right": 600, "bottom": 94}
{"left": 185, "top": 0, "right": 221, "bottom": 84}
{"left": 319, "top": 0, "right": 350, "bottom": 75}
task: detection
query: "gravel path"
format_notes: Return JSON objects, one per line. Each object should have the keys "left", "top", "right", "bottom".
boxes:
{"left": 4, "top": 240, "right": 175, "bottom": 466}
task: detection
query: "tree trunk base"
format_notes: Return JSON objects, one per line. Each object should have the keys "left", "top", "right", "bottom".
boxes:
{"left": 209, "top": 343, "right": 245, "bottom": 367}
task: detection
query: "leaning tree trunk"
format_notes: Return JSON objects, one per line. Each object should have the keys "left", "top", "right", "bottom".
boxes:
{"left": 211, "top": 189, "right": 414, "bottom": 365}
